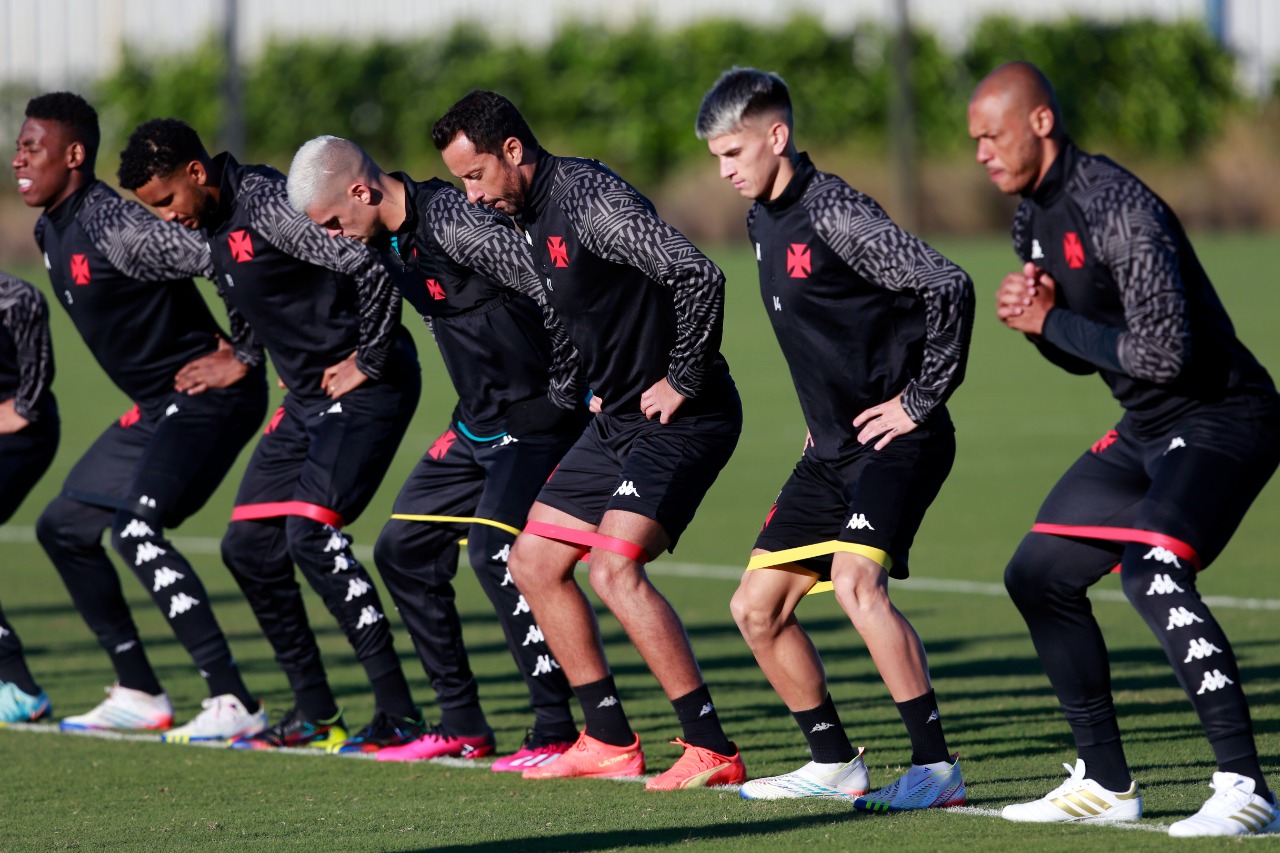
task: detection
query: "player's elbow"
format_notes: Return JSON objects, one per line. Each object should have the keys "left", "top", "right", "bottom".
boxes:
{"left": 1118, "top": 334, "right": 1185, "bottom": 384}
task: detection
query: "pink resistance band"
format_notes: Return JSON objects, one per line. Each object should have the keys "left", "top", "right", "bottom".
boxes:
{"left": 231, "top": 501, "right": 345, "bottom": 528}
{"left": 523, "top": 520, "right": 651, "bottom": 563}
{"left": 1031, "top": 523, "right": 1202, "bottom": 572}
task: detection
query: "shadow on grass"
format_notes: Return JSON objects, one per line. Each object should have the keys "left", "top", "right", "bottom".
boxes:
{"left": 417, "top": 812, "right": 855, "bottom": 852}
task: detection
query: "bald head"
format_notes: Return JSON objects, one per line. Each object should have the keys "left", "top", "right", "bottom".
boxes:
{"left": 968, "top": 62, "right": 1064, "bottom": 196}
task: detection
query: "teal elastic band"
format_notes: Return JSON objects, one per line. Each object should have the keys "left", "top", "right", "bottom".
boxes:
{"left": 455, "top": 421, "right": 507, "bottom": 442}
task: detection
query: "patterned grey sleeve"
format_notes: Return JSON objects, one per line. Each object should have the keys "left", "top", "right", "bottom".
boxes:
{"left": 807, "top": 178, "right": 974, "bottom": 423}
{"left": 0, "top": 272, "right": 54, "bottom": 421}
{"left": 427, "top": 187, "right": 582, "bottom": 409}
{"left": 1081, "top": 167, "right": 1187, "bottom": 383}
{"left": 81, "top": 186, "right": 213, "bottom": 282}
{"left": 556, "top": 162, "right": 725, "bottom": 398}
{"left": 246, "top": 178, "right": 399, "bottom": 380}
{"left": 210, "top": 274, "right": 264, "bottom": 367}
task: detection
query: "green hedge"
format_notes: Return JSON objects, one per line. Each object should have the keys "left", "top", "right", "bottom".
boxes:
{"left": 89, "top": 14, "right": 1238, "bottom": 187}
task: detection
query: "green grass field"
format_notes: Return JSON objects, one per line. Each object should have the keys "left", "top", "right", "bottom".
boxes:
{"left": 0, "top": 235, "right": 1277, "bottom": 851}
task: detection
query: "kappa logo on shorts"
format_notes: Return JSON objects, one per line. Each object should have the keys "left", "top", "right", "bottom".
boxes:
{"left": 521, "top": 624, "right": 545, "bottom": 646}
{"left": 1164, "top": 436, "right": 1187, "bottom": 455}
{"left": 165, "top": 403, "right": 179, "bottom": 417}
{"left": 152, "top": 566, "right": 185, "bottom": 592}
{"left": 846, "top": 513, "right": 875, "bottom": 531}
{"left": 1145, "top": 572, "right": 1184, "bottom": 594}
{"left": 355, "top": 606, "right": 384, "bottom": 629}
{"left": 1196, "top": 669, "right": 1234, "bottom": 695}
{"left": 321, "top": 402, "right": 342, "bottom": 416}
{"left": 1143, "top": 548, "right": 1182, "bottom": 568}
{"left": 1184, "top": 637, "right": 1222, "bottom": 663}
{"left": 613, "top": 480, "right": 641, "bottom": 497}
{"left": 168, "top": 592, "right": 201, "bottom": 618}
{"left": 532, "top": 654, "right": 561, "bottom": 677}
{"left": 1166, "top": 606, "right": 1204, "bottom": 630}
{"left": 492, "top": 544, "right": 511, "bottom": 564}
{"left": 512, "top": 595, "right": 531, "bottom": 616}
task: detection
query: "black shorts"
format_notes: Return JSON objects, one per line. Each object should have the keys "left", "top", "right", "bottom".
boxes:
{"left": 536, "top": 393, "right": 742, "bottom": 550}
{"left": 61, "top": 374, "right": 267, "bottom": 526}
{"left": 754, "top": 426, "right": 955, "bottom": 580}
{"left": 0, "top": 394, "right": 59, "bottom": 524}
{"left": 233, "top": 375, "right": 420, "bottom": 524}
{"left": 1033, "top": 393, "right": 1280, "bottom": 568}
{"left": 391, "top": 407, "right": 588, "bottom": 531}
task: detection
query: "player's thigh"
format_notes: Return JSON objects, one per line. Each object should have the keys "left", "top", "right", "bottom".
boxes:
{"left": 0, "top": 419, "right": 58, "bottom": 524}
{"left": 475, "top": 427, "right": 579, "bottom": 530}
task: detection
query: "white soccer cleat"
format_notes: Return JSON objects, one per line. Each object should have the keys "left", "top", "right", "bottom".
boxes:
{"left": 740, "top": 748, "right": 869, "bottom": 800}
{"left": 60, "top": 684, "right": 174, "bottom": 732}
{"left": 162, "top": 694, "right": 268, "bottom": 743}
{"left": 853, "top": 753, "right": 966, "bottom": 812}
{"left": 1002, "top": 758, "right": 1141, "bottom": 823}
{"left": 1168, "top": 772, "right": 1279, "bottom": 837}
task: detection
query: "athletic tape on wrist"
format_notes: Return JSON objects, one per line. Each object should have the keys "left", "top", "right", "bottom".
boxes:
{"left": 747, "top": 541, "right": 893, "bottom": 595}
{"left": 1031, "top": 523, "right": 1201, "bottom": 572}
{"left": 523, "top": 519, "right": 650, "bottom": 563}
{"left": 230, "top": 501, "right": 344, "bottom": 528}
{"left": 390, "top": 514, "right": 522, "bottom": 537}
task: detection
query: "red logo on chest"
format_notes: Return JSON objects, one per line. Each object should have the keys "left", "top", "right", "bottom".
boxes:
{"left": 547, "top": 236, "right": 569, "bottom": 268}
{"left": 70, "top": 254, "right": 91, "bottom": 285}
{"left": 786, "top": 244, "right": 811, "bottom": 278}
{"left": 229, "top": 230, "right": 255, "bottom": 263}
{"left": 1063, "top": 232, "right": 1086, "bottom": 269}
{"left": 425, "top": 279, "right": 446, "bottom": 300}
{"left": 429, "top": 429, "right": 457, "bottom": 460}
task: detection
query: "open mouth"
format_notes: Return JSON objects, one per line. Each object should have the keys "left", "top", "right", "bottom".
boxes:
{"left": 16, "top": 177, "right": 33, "bottom": 193}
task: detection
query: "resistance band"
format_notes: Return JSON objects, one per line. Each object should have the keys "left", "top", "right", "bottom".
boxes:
{"left": 1031, "top": 523, "right": 1202, "bottom": 572}
{"left": 747, "top": 541, "right": 893, "bottom": 595}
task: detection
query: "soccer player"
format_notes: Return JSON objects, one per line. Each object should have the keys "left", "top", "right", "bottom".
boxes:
{"left": 0, "top": 269, "right": 59, "bottom": 724}
{"left": 697, "top": 69, "right": 973, "bottom": 810}
{"left": 970, "top": 62, "right": 1280, "bottom": 837}
{"left": 117, "top": 119, "right": 423, "bottom": 753}
{"left": 13, "top": 93, "right": 268, "bottom": 741}
{"left": 284, "top": 134, "right": 584, "bottom": 769}
{"left": 432, "top": 91, "right": 747, "bottom": 790}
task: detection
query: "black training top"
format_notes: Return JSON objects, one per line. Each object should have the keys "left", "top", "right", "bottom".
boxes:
{"left": 35, "top": 180, "right": 227, "bottom": 414}
{"left": 378, "top": 173, "right": 580, "bottom": 436}
{"left": 516, "top": 148, "right": 734, "bottom": 415}
{"left": 0, "top": 270, "right": 55, "bottom": 422}
{"left": 200, "top": 154, "right": 415, "bottom": 398}
{"left": 1015, "top": 142, "right": 1275, "bottom": 435}
{"left": 749, "top": 154, "right": 974, "bottom": 462}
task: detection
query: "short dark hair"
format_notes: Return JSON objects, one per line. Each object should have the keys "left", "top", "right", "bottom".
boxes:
{"left": 25, "top": 91, "right": 100, "bottom": 168}
{"left": 431, "top": 90, "right": 538, "bottom": 156}
{"left": 118, "top": 118, "right": 209, "bottom": 190}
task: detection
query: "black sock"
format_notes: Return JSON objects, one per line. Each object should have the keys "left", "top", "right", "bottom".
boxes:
{"left": 1219, "top": 756, "right": 1273, "bottom": 802}
{"left": 110, "top": 641, "right": 164, "bottom": 696}
{"left": 441, "top": 704, "right": 490, "bottom": 737}
{"left": 201, "top": 658, "right": 258, "bottom": 712}
{"left": 895, "top": 689, "right": 950, "bottom": 766}
{"left": 370, "top": 667, "right": 417, "bottom": 720}
{"left": 1078, "top": 741, "right": 1132, "bottom": 792}
{"left": 672, "top": 684, "right": 734, "bottom": 756}
{"left": 793, "top": 693, "right": 857, "bottom": 764}
{"left": 0, "top": 650, "right": 41, "bottom": 697}
{"left": 296, "top": 682, "right": 339, "bottom": 723}
{"left": 574, "top": 675, "right": 634, "bottom": 747}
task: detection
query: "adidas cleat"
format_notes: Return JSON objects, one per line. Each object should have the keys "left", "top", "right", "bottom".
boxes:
{"left": 1002, "top": 759, "right": 1141, "bottom": 823}
{"left": 522, "top": 731, "right": 645, "bottom": 780}
{"left": 853, "top": 753, "right": 966, "bottom": 812}
{"left": 163, "top": 695, "right": 267, "bottom": 743}
{"left": 0, "top": 681, "right": 52, "bottom": 724}
{"left": 61, "top": 684, "right": 173, "bottom": 732}
{"left": 740, "top": 748, "right": 869, "bottom": 800}
{"left": 375, "top": 723, "right": 495, "bottom": 762}
{"left": 646, "top": 738, "right": 746, "bottom": 791}
{"left": 228, "top": 706, "right": 346, "bottom": 750}
{"left": 1168, "top": 772, "right": 1279, "bottom": 837}
{"left": 329, "top": 710, "right": 427, "bottom": 755}
{"left": 491, "top": 729, "right": 574, "bottom": 772}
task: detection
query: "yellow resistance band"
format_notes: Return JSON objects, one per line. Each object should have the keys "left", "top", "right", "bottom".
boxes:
{"left": 390, "top": 514, "right": 522, "bottom": 539}
{"left": 747, "top": 541, "right": 893, "bottom": 595}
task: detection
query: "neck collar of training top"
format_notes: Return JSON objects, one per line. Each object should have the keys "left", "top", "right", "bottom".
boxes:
{"left": 1028, "top": 139, "right": 1076, "bottom": 205}
{"left": 760, "top": 152, "right": 816, "bottom": 213}
{"left": 210, "top": 151, "right": 242, "bottom": 229}
{"left": 385, "top": 171, "right": 419, "bottom": 260}
{"left": 518, "top": 146, "right": 557, "bottom": 226}
{"left": 44, "top": 179, "right": 96, "bottom": 231}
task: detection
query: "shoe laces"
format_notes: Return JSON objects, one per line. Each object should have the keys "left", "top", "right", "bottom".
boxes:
{"left": 667, "top": 738, "right": 722, "bottom": 771}
{"left": 1201, "top": 774, "right": 1254, "bottom": 814}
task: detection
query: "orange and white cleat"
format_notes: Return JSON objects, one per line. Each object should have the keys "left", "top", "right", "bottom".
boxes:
{"left": 646, "top": 738, "right": 747, "bottom": 791}
{"left": 522, "top": 731, "right": 645, "bottom": 780}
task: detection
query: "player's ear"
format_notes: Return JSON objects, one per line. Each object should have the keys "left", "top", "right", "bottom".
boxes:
{"left": 188, "top": 160, "right": 208, "bottom": 186}
{"left": 1029, "top": 105, "right": 1055, "bottom": 140}
{"left": 768, "top": 120, "right": 791, "bottom": 156}
{"left": 503, "top": 136, "right": 524, "bottom": 167}
{"left": 65, "top": 141, "right": 87, "bottom": 170}
{"left": 351, "top": 182, "right": 373, "bottom": 205}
